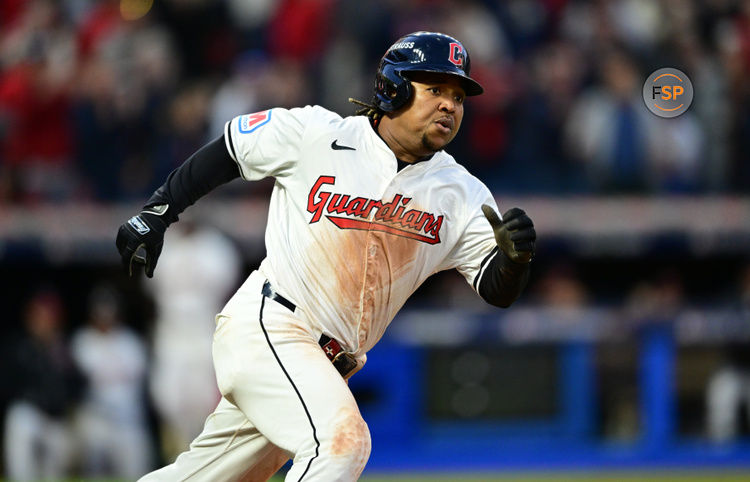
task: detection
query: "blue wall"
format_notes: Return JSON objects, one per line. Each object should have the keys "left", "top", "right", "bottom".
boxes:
{"left": 349, "top": 313, "right": 750, "bottom": 472}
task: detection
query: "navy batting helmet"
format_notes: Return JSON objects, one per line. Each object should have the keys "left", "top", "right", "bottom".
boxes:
{"left": 374, "top": 31, "right": 484, "bottom": 112}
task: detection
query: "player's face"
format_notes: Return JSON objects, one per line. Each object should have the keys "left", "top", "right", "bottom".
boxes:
{"left": 381, "top": 72, "right": 466, "bottom": 162}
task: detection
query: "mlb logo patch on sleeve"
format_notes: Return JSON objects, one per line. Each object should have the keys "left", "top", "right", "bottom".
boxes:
{"left": 239, "top": 110, "right": 272, "bottom": 133}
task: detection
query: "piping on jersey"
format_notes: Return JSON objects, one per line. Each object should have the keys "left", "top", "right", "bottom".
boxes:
{"left": 307, "top": 176, "right": 444, "bottom": 245}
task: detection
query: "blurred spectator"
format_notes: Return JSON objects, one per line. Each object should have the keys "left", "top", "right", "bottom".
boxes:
{"left": 625, "top": 269, "right": 686, "bottom": 323}
{"left": 72, "top": 3, "right": 178, "bottom": 201}
{"left": 225, "top": 0, "right": 278, "bottom": 35}
{"left": 439, "top": 0, "right": 508, "bottom": 66}
{"left": 646, "top": 113, "right": 705, "bottom": 193}
{"left": 533, "top": 262, "right": 590, "bottom": 309}
{"left": 70, "top": 285, "right": 152, "bottom": 479}
{"left": 147, "top": 217, "right": 242, "bottom": 461}
{"left": 207, "top": 51, "right": 267, "bottom": 138}
{"left": 260, "top": 57, "right": 314, "bottom": 108}
{"left": 333, "top": 0, "right": 392, "bottom": 64}
{"left": 498, "top": 262, "right": 593, "bottom": 343}
{"left": 605, "top": 0, "right": 662, "bottom": 53}
{"left": 0, "top": 0, "right": 26, "bottom": 29}
{"left": 434, "top": 0, "right": 518, "bottom": 191}
{"left": 154, "top": 0, "right": 237, "bottom": 78}
{"left": 719, "top": 0, "right": 750, "bottom": 192}
{"left": 0, "top": 0, "right": 749, "bottom": 199}
{"left": 706, "top": 264, "right": 750, "bottom": 443}
{"left": 153, "top": 82, "right": 213, "bottom": 189}
{"left": 564, "top": 45, "right": 655, "bottom": 193}
{"left": 0, "top": 0, "right": 78, "bottom": 203}
{"left": 320, "top": 31, "right": 368, "bottom": 115}
{"left": 2, "top": 288, "right": 84, "bottom": 481}
{"left": 674, "top": 30, "right": 730, "bottom": 191}
{"left": 499, "top": 39, "right": 586, "bottom": 193}
{"left": 267, "top": 0, "right": 335, "bottom": 64}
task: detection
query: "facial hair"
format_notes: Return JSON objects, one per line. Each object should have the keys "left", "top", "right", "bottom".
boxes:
{"left": 421, "top": 132, "right": 451, "bottom": 154}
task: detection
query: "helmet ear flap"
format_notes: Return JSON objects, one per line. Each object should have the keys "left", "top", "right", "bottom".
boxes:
{"left": 375, "top": 63, "right": 412, "bottom": 112}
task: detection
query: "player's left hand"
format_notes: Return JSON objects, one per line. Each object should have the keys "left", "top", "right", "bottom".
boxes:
{"left": 116, "top": 211, "right": 167, "bottom": 278}
{"left": 481, "top": 205, "right": 536, "bottom": 264}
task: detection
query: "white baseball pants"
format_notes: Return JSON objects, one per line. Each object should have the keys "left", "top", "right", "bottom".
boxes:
{"left": 139, "top": 271, "right": 371, "bottom": 481}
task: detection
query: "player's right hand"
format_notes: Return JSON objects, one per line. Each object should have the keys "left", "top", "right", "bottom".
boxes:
{"left": 116, "top": 211, "right": 167, "bottom": 278}
{"left": 481, "top": 205, "right": 536, "bottom": 264}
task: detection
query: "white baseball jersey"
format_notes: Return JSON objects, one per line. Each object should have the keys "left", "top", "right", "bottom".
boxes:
{"left": 224, "top": 106, "right": 498, "bottom": 357}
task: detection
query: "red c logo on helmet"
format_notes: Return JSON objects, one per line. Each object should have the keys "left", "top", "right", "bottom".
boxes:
{"left": 448, "top": 42, "right": 464, "bottom": 67}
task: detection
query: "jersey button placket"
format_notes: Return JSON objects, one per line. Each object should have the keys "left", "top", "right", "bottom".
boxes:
{"left": 359, "top": 178, "right": 388, "bottom": 351}
{"left": 358, "top": 234, "right": 378, "bottom": 350}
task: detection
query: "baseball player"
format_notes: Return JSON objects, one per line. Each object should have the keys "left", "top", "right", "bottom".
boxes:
{"left": 117, "top": 31, "right": 536, "bottom": 481}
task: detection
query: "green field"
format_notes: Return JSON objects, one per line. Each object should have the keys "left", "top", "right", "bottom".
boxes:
{"left": 268, "top": 469, "right": 750, "bottom": 481}
{"left": 16, "top": 469, "right": 749, "bottom": 481}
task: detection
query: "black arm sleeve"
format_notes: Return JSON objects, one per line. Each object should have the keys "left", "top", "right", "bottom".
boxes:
{"left": 476, "top": 247, "right": 531, "bottom": 308}
{"left": 144, "top": 135, "right": 241, "bottom": 225}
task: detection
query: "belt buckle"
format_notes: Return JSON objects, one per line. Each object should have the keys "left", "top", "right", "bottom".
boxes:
{"left": 320, "top": 336, "right": 343, "bottom": 361}
{"left": 319, "top": 334, "right": 357, "bottom": 378}
{"left": 331, "top": 351, "right": 358, "bottom": 379}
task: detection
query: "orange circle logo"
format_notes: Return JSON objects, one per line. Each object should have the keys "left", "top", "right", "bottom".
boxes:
{"left": 642, "top": 68, "right": 693, "bottom": 118}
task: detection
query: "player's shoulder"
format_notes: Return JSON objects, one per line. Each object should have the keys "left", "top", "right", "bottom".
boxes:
{"left": 429, "top": 152, "right": 494, "bottom": 207}
{"left": 229, "top": 105, "right": 342, "bottom": 142}
{"left": 279, "top": 104, "right": 343, "bottom": 125}
{"left": 291, "top": 105, "right": 375, "bottom": 141}
{"left": 433, "top": 152, "right": 491, "bottom": 191}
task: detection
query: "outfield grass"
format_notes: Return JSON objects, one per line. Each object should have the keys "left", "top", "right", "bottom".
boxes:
{"left": 269, "top": 469, "right": 750, "bottom": 481}
{"left": 28, "top": 469, "right": 750, "bottom": 481}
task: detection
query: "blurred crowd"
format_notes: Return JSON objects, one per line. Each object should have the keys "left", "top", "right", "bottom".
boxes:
{"left": 1, "top": 219, "right": 242, "bottom": 480}
{"left": 3, "top": 285, "right": 151, "bottom": 480}
{"left": 1, "top": 0, "right": 750, "bottom": 206}
{"left": 3, "top": 0, "right": 750, "bottom": 479}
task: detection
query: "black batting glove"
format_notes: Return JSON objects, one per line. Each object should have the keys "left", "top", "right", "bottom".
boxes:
{"left": 481, "top": 205, "right": 536, "bottom": 264}
{"left": 116, "top": 207, "right": 168, "bottom": 278}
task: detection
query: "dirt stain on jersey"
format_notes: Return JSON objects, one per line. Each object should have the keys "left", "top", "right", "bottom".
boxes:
{"left": 323, "top": 228, "right": 370, "bottom": 324}
{"left": 335, "top": 221, "right": 419, "bottom": 349}
{"left": 357, "top": 229, "right": 417, "bottom": 348}
{"left": 305, "top": 210, "right": 421, "bottom": 350}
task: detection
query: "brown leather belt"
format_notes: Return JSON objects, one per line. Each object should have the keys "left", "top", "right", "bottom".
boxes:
{"left": 262, "top": 280, "right": 357, "bottom": 378}
{"left": 318, "top": 334, "right": 358, "bottom": 378}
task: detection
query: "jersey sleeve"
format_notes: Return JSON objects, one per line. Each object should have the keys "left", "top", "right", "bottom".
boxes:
{"left": 443, "top": 184, "right": 500, "bottom": 293}
{"left": 224, "top": 106, "right": 312, "bottom": 181}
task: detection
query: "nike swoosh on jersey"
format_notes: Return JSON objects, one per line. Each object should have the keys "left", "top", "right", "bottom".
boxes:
{"left": 331, "top": 140, "right": 356, "bottom": 151}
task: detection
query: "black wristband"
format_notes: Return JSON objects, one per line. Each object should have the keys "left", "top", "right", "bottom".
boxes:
{"left": 476, "top": 248, "right": 530, "bottom": 308}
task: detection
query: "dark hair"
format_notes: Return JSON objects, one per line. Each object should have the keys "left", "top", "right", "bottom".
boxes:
{"left": 348, "top": 96, "right": 384, "bottom": 123}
